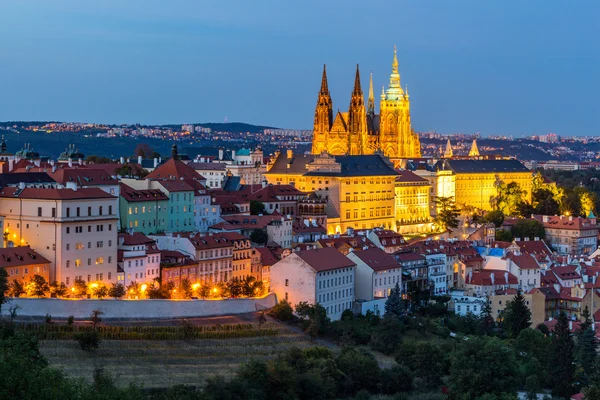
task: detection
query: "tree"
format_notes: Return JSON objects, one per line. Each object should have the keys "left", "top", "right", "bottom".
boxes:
{"left": 480, "top": 295, "right": 495, "bottom": 334}
{"left": 533, "top": 188, "right": 561, "bottom": 216}
{"left": 269, "top": 299, "right": 294, "bottom": 321}
{"left": 370, "top": 315, "right": 404, "bottom": 355}
{"left": 108, "top": 283, "right": 125, "bottom": 299}
{"left": 0, "top": 267, "right": 8, "bottom": 314}
{"left": 256, "top": 311, "right": 267, "bottom": 330}
{"left": 335, "top": 347, "right": 381, "bottom": 395}
{"left": 26, "top": 274, "right": 49, "bottom": 298}
{"left": 484, "top": 210, "right": 505, "bottom": 228}
{"left": 49, "top": 281, "right": 67, "bottom": 298}
{"left": 384, "top": 282, "right": 403, "bottom": 318}
{"left": 548, "top": 312, "right": 576, "bottom": 398}
{"left": 502, "top": 291, "right": 532, "bottom": 338}
{"left": 379, "top": 365, "right": 413, "bottom": 394}
{"left": 133, "top": 143, "right": 154, "bottom": 159}
{"left": 180, "top": 278, "right": 193, "bottom": 299}
{"left": 249, "top": 228, "right": 268, "bottom": 245}
{"left": 227, "top": 279, "right": 244, "bottom": 298}
{"left": 85, "top": 155, "right": 113, "bottom": 164}
{"left": 296, "top": 302, "right": 330, "bottom": 338}
{"left": 250, "top": 201, "right": 266, "bottom": 215}
{"left": 576, "top": 326, "right": 598, "bottom": 382}
{"left": 126, "top": 281, "right": 140, "bottom": 298}
{"left": 397, "top": 341, "right": 447, "bottom": 388}
{"left": 91, "top": 309, "right": 103, "bottom": 329}
{"left": 495, "top": 229, "right": 513, "bottom": 242}
{"left": 91, "top": 283, "right": 108, "bottom": 299}
{"left": 449, "top": 336, "right": 519, "bottom": 398}
{"left": 512, "top": 219, "right": 545, "bottom": 240}
{"left": 514, "top": 328, "right": 551, "bottom": 386}
{"left": 72, "top": 278, "right": 88, "bottom": 298}
{"left": 114, "top": 163, "right": 148, "bottom": 178}
{"left": 433, "top": 196, "right": 460, "bottom": 232}
{"left": 198, "top": 284, "right": 211, "bottom": 299}
{"left": 8, "top": 279, "right": 25, "bottom": 298}
{"left": 581, "top": 305, "right": 593, "bottom": 332}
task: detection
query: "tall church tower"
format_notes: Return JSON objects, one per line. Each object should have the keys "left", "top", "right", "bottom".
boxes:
{"left": 347, "top": 65, "right": 368, "bottom": 155}
{"left": 378, "top": 47, "right": 421, "bottom": 158}
{"left": 311, "top": 65, "right": 333, "bottom": 154}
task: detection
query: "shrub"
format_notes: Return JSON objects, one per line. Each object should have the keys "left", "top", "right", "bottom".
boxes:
{"left": 67, "top": 316, "right": 74, "bottom": 326}
{"left": 74, "top": 331, "right": 100, "bottom": 351}
{"left": 379, "top": 365, "right": 414, "bottom": 394}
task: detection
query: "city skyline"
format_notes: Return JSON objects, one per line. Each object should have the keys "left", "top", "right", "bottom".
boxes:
{"left": 0, "top": 1, "right": 599, "bottom": 136}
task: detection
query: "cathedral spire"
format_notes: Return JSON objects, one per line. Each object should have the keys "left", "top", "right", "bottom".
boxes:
{"left": 320, "top": 64, "right": 329, "bottom": 94}
{"left": 353, "top": 64, "right": 362, "bottom": 95}
{"left": 444, "top": 138, "right": 453, "bottom": 158}
{"left": 367, "top": 71, "right": 375, "bottom": 116}
{"left": 385, "top": 46, "right": 403, "bottom": 100}
{"left": 469, "top": 139, "right": 480, "bottom": 157}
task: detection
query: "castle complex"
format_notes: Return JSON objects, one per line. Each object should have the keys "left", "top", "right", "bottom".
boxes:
{"left": 311, "top": 48, "right": 421, "bottom": 159}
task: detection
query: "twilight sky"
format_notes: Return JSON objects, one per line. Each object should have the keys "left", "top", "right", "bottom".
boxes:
{"left": 0, "top": 0, "right": 598, "bottom": 136}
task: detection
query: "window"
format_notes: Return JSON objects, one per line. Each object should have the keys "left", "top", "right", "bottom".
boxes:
{"left": 108, "top": 240, "right": 112, "bottom": 247}
{"left": 37, "top": 207, "right": 42, "bottom": 217}
{"left": 66, "top": 243, "right": 70, "bottom": 251}
{"left": 97, "top": 241, "right": 103, "bottom": 248}
{"left": 88, "top": 226, "right": 91, "bottom": 232}
{"left": 96, "top": 257, "right": 104, "bottom": 265}
{"left": 76, "top": 243, "right": 84, "bottom": 250}
{"left": 75, "top": 259, "right": 82, "bottom": 267}
{"left": 66, "top": 227, "right": 70, "bottom": 234}
{"left": 88, "top": 207, "right": 92, "bottom": 216}
{"left": 108, "top": 272, "right": 111, "bottom": 280}
{"left": 87, "top": 258, "right": 91, "bottom": 266}
{"left": 66, "top": 260, "right": 70, "bottom": 268}
{"left": 76, "top": 207, "right": 80, "bottom": 217}
{"left": 99, "top": 206, "right": 103, "bottom": 216}
{"left": 66, "top": 208, "right": 70, "bottom": 217}
{"left": 52, "top": 208, "right": 56, "bottom": 218}
{"left": 108, "top": 256, "right": 112, "bottom": 263}
{"left": 87, "top": 275, "right": 91, "bottom": 282}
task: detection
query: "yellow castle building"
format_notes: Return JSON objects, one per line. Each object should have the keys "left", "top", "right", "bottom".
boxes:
{"left": 311, "top": 47, "right": 421, "bottom": 159}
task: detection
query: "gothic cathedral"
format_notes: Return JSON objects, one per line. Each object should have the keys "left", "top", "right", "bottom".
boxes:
{"left": 311, "top": 48, "right": 421, "bottom": 159}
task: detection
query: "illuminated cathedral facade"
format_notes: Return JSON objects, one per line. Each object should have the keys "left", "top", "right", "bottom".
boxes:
{"left": 311, "top": 48, "right": 421, "bottom": 159}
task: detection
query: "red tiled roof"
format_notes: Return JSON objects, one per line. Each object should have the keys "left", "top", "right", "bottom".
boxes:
{"left": 351, "top": 247, "right": 401, "bottom": 272}
{"left": 146, "top": 158, "right": 201, "bottom": 180}
{"left": 49, "top": 168, "right": 118, "bottom": 186}
{"left": 533, "top": 214, "right": 598, "bottom": 231}
{"left": 507, "top": 253, "right": 540, "bottom": 270}
{"left": 317, "top": 236, "right": 377, "bottom": 251}
{"left": 294, "top": 247, "right": 355, "bottom": 272}
{"left": 0, "top": 186, "right": 115, "bottom": 200}
{"left": 514, "top": 240, "right": 552, "bottom": 256}
{"left": 551, "top": 265, "right": 582, "bottom": 280}
{"left": 118, "top": 232, "right": 154, "bottom": 246}
{"left": 0, "top": 246, "right": 50, "bottom": 267}
{"left": 120, "top": 182, "right": 169, "bottom": 202}
{"left": 492, "top": 241, "right": 512, "bottom": 249}
{"left": 465, "top": 269, "right": 518, "bottom": 286}
{"left": 255, "top": 247, "right": 278, "bottom": 266}
{"left": 158, "top": 180, "right": 196, "bottom": 193}
{"left": 395, "top": 169, "right": 429, "bottom": 183}
{"left": 395, "top": 251, "right": 426, "bottom": 263}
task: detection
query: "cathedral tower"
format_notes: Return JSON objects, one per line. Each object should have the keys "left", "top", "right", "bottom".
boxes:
{"left": 347, "top": 65, "right": 368, "bottom": 155}
{"left": 311, "top": 65, "right": 333, "bottom": 154}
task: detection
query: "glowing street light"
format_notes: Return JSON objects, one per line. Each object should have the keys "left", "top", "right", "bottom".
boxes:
{"left": 192, "top": 283, "right": 200, "bottom": 290}
{"left": 141, "top": 284, "right": 147, "bottom": 292}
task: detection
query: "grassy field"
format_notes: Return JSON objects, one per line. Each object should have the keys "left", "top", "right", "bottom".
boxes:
{"left": 39, "top": 326, "right": 316, "bottom": 389}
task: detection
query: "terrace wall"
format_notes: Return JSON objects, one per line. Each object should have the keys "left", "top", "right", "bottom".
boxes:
{"left": 1, "top": 293, "right": 277, "bottom": 319}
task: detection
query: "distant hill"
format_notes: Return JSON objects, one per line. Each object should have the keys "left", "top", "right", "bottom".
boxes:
{"left": 162, "top": 122, "right": 278, "bottom": 134}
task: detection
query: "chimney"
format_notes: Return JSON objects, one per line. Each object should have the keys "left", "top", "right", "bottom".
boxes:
{"left": 286, "top": 149, "right": 293, "bottom": 159}
{"left": 534, "top": 237, "right": 540, "bottom": 241}
{"left": 543, "top": 215, "right": 549, "bottom": 223}
{"left": 78, "top": 158, "right": 82, "bottom": 165}
{"left": 119, "top": 156, "right": 124, "bottom": 164}
{"left": 218, "top": 149, "right": 224, "bottom": 160}
{"left": 8, "top": 159, "right": 13, "bottom": 171}
{"left": 504, "top": 272, "right": 509, "bottom": 284}
{"left": 34, "top": 159, "right": 41, "bottom": 167}
{"left": 262, "top": 179, "right": 267, "bottom": 188}
{"left": 525, "top": 237, "right": 529, "bottom": 241}
{"left": 138, "top": 155, "right": 143, "bottom": 165}
{"left": 52, "top": 164, "right": 57, "bottom": 173}
{"left": 66, "top": 181, "right": 77, "bottom": 191}
{"left": 68, "top": 158, "right": 72, "bottom": 168}
{"left": 154, "top": 158, "right": 158, "bottom": 168}
{"left": 18, "top": 182, "right": 25, "bottom": 189}
{"left": 232, "top": 150, "right": 236, "bottom": 160}
{"left": 569, "top": 216, "right": 573, "bottom": 221}
{"left": 490, "top": 272, "right": 495, "bottom": 285}
{"left": 171, "top": 144, "right": 178, "bottom": 160}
